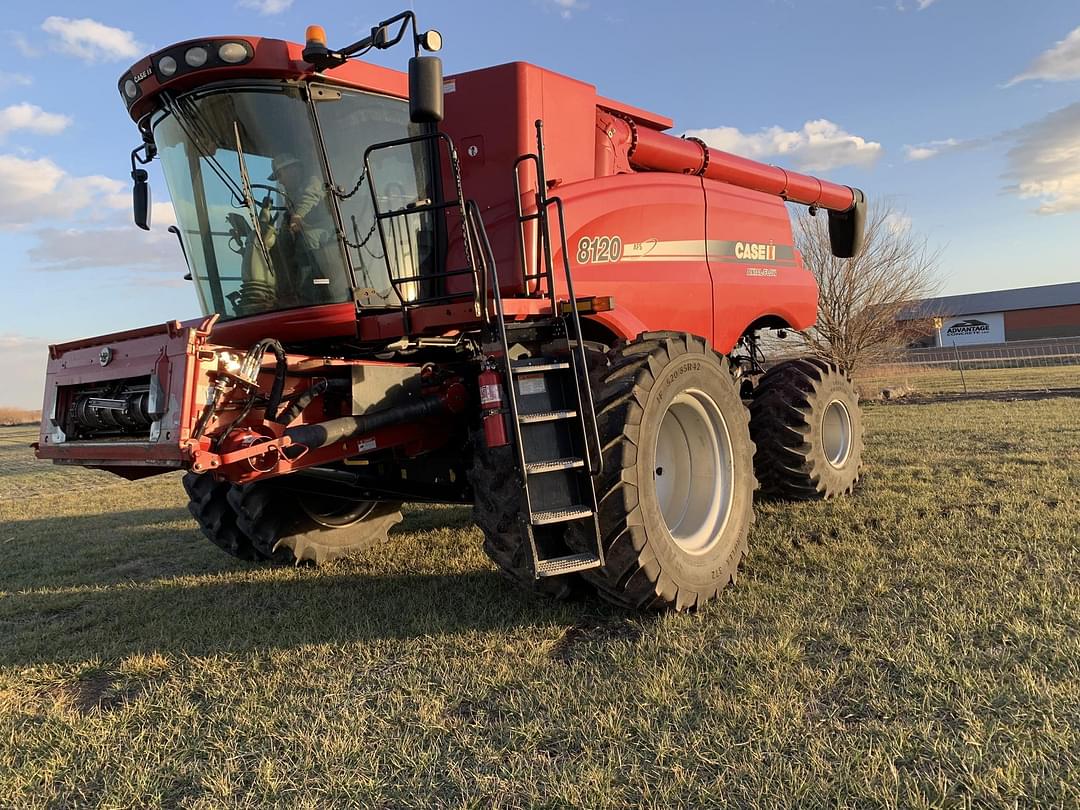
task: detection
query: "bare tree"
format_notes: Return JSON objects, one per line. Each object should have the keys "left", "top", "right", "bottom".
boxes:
{"left": 792, "top": 201, "right": 943, "bottom": 372}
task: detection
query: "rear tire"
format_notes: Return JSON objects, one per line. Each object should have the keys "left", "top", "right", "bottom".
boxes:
{"left": 569, "top": 332, "right": 757, "bottom": 612}
{"left": 750, "top": 358, "right": 863, "bottom": 499}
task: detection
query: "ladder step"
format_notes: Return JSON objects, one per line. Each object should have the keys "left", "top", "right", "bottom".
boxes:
{"left": 518, "top": 409, "right": 577, "bottom": 424}
{"left": 531, "top": 506, "right": 593, "bottom": 525}
{"left": 503, "top": 317, "right": 558, "bottom": 330}
{"left": 524, "top": 457, "right": 585, "bottom": 474}
{"left": 534, "top": 552, "right": 602, "bottom": 578}
{"left": 511, "top": 360, "right": 570, "bottom": 374}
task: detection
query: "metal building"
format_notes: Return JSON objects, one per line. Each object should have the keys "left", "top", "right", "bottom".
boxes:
{"left": 898, "top": 281, "right": 1080, "bottom": 347}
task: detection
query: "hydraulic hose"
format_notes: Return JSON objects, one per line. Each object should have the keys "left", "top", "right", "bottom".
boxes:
{"left": 284, "top": 394, "right": 446, "bottom": 450}
{"left": 256, "top": 339, "right": 288, "bottom": 422}
{"left": 276, "top": 378, "right": 351, "bottom": 425}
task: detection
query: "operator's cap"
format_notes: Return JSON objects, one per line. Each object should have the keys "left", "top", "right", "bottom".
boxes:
{"left": 268, "top": 153, "right": 301, "bottom": 180}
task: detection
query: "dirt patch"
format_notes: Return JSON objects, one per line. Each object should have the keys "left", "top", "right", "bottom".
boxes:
{"left": 52, "top": 673, "right": 146, "bottom": 715}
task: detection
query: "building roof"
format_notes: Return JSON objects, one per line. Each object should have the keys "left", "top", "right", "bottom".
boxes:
{"left": 897, "top": 281, "right": 1080, "bottom": 321}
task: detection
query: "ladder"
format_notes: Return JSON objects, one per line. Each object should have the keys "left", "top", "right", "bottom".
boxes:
{"left": 472, "top": 120, "right": 605, "bottom": 579}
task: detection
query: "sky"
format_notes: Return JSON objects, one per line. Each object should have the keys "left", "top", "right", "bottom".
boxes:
{"left": 0, "top": 0, "right": 1077, "bottom": 408}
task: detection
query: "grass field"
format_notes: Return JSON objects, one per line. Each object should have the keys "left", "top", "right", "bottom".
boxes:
{"left": 855, "top": 363, "right": 1080, "bottom": 398}
{"left": 1, "top": 397, "right": 1079, "bottom": 807}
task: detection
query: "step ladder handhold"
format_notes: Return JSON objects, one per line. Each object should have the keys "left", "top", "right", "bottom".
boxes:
{"left": 534, "top": 552, "right": 602, "bottom": 578}
{"left": 531, "top": 506, "right": 593, "bottom": 525}
{"left": 518, "top": 409, "right": 578, "bottom": 424}
{"left": 524, "top": 457, "right": 585, "bottom": 474}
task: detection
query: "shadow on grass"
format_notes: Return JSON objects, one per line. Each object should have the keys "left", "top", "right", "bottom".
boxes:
{"left": 0, "top": 504, "right": 641, "bottom": 667}
{"left": 0, "top": 569, "right": 639, "bottom": 667}
{"left": 0, "top": 507, "right": 247, "bottom": 592}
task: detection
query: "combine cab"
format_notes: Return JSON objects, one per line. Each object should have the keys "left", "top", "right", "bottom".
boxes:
{"left": 37, "top": 12, "right": 867, "bottom": 609}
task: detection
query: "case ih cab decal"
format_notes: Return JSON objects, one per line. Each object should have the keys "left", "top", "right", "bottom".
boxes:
{"left": 36, "top": 10, "right": 869, "bottom": 610}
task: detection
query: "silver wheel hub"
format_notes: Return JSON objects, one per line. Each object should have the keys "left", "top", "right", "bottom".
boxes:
{"left": 299, "top": 495, "right": 378, "bottom": 528}
{"left": 822, "top": 400, "right": 852, "bottom": 468}
{"left": 652, "top": 389, "right": 735, "bottom": 555}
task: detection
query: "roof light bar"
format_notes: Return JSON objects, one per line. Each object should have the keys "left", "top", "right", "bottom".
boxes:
{"left": 119, "top": 39, "right": 255, "bottom": 108}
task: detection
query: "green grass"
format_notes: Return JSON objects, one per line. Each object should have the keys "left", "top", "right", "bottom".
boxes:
{"left": 856, "top": 363, "right": 1079, "bottom": 397}
{"left": 1, "top": 399, "right": 1079, "bottom": 807}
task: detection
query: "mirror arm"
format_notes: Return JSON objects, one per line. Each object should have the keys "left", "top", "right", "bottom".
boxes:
{"left": 338, "top": 11, "right": 420, "bottom": 58}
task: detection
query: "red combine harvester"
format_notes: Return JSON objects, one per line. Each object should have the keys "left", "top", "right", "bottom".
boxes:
{"left": 36, "top": 12, "right": 867, "bottom": 610}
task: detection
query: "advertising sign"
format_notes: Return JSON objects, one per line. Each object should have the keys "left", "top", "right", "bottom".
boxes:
{"left": 937, "top": 312, "right": 1005, "bottom": 346}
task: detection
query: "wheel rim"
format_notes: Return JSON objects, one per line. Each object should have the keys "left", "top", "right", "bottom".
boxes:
{"left": 652, "top": 388, "right": 735, "bottom": 555}
{"left": 298, "top": 495, "right": 378, "bottom": 528}
{"left": 822, "top": 400, "right": 852, "bottom": 468}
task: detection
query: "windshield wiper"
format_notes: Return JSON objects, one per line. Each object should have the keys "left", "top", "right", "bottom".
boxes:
{"left": 162, "top": 93, "right": 246, "bottom": 206}
{"left": 232, "top": 122, "right": 276, "bottom": 278}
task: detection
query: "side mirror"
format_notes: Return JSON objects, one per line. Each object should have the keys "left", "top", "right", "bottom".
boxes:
{"left": 133, "top": 169, "right": 151, "bottom": 231}
{"left": 827, "top": 188, "right": 866, "bottom": 259}
{"left": 408, "top": 55, "right": 444, "bottom": 124}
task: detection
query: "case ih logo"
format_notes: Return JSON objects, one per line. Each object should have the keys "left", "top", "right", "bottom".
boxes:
{"left": 945, "top": 319, "right": 991, "bottom": 337}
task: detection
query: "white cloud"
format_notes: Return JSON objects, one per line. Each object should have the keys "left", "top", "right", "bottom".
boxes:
{"left": 904, "top": 139, "right": 960, "bottom": 161}
{"left": 237, "top": 0, "right": 294, "bottom": 14}
{"left": 683, "top": 119, "right": 883, "bottom": 173}
{"left": 884, "top": 212, "right": 912, "bottom": 235}
{"left": 546, "top": 0, "right": 587, "bottom": 19}
{"left": 151, "top": 201, "right": 178, "bottom": 228}
{"left": 11, "top": 32, "right": 39, "bottom": 58}
{"left": 0, "top": 72, "right": 32, "bottom": 89}
{"left": 1003, "top": 103, "right": 1080, "bottom": 215}
{"left": 1008, "top": 25, "right": 1080, "bottom": 86}
{"left": 903, "top": 137, "right": 990, "bottom": 161}
{"left": 41, "top": 16, "right": 142, "bottom": 63}
{"left": 0, "top": 334, "right": 49, "bottom": 409}
{"left": 0, "top": 103, "right": 71, "bottom": 139}
{"left": 0, "top": 153, "right": 127, "bottom": 228}
{"left": 27, "top": 225, "right": 183, "bottom": 273}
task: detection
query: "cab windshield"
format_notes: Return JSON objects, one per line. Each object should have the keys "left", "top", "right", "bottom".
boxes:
{"left": 155, "top": 85, "right": 352, "bottom": 319}
{"left": 154, "top": 83, "right": 440, "bottom": 320}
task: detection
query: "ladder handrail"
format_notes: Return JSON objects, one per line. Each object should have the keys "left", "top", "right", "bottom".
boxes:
{"left": 546, "top": 193, "right": 604, "bottom": 478}
{"left": 466, "top": 200, "right": 537, "bottom": 523}
{"left": 362, "top": 131, "right": 480, "bottom": 325}
{"left": 521, "top": 119, "right": 603, "bottom": 478}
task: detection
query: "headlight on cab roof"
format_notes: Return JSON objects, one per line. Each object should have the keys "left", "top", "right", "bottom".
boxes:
{"left": 120, "top": 39, "right": 256, "bottom": 109}
{"left": 184, "top": 47, "right": 208, "bottom": 68}
{"left": 218, "top": 43, "right": 249, "bottom": 64}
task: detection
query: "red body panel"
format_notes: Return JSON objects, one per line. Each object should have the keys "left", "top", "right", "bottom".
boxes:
{"left": 36, "top": 322, "right": 459, "bottom": 479}
{"left": 47, "top": 37, "right": 855, "bottom": 478}
{"left": 119, "top": 48, "right": 830, "bottom": 351}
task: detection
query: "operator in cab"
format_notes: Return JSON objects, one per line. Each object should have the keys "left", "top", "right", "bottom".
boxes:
{"left": 269, "top": 152, "right": 336, "bottom": 252}
{"left": 268, "top": 151, "right": 345, "bottom": 303}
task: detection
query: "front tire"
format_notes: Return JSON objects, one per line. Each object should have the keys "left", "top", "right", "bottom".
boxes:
{"left": 570, "top": 333, "right": 757, "bottom": 612}
{"left": 470, "top": 443, "right": 577, "bottom": 601}
{"left": 750, "top": 358, "right": 863, "bottom": 499}
{"left": 227, "top": 484, "right": 404, "bottom": 565}
{"left": 183, "top": 472, "right": 266, "bottom": 561}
